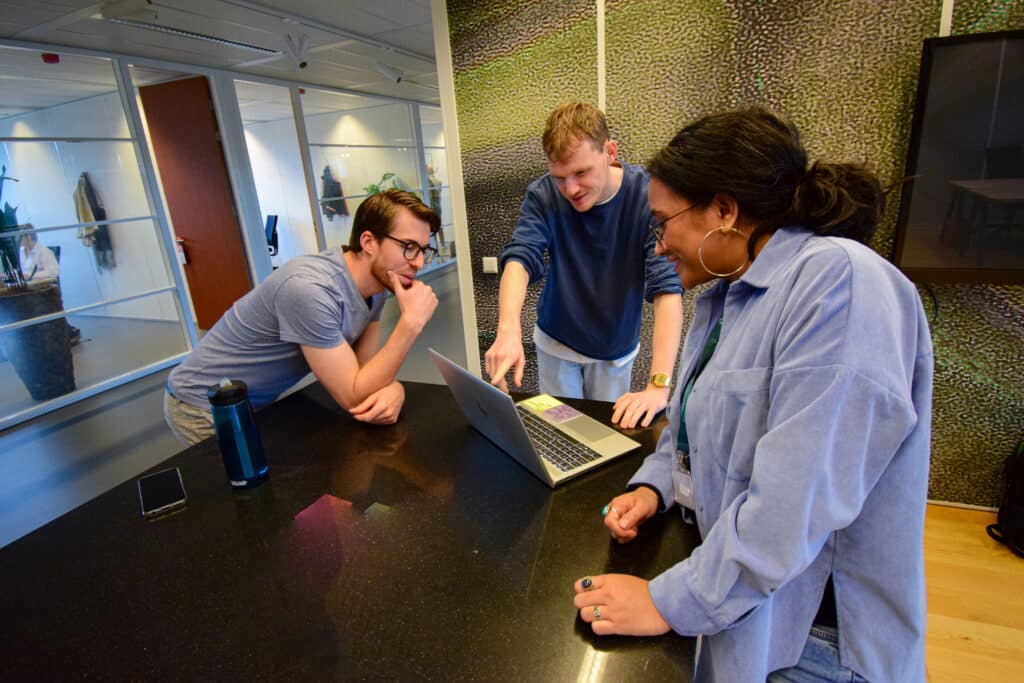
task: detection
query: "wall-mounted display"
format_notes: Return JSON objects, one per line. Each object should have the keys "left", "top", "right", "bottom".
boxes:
{"left": 893, "top": 30, "right": 1024, "bottom": 284}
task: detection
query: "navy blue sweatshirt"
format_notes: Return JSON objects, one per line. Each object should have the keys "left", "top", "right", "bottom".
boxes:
{"left": 500, "top": 163, "right": 682, "bottom": 360}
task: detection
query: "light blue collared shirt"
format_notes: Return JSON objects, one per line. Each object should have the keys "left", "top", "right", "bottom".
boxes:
{"left": 630, "top": 226, "right": 932, "bottom": 682}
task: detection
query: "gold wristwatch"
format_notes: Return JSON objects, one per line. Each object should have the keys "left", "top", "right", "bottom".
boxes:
{"left": 650, "top": 373, "right": 671, "bottom": 389}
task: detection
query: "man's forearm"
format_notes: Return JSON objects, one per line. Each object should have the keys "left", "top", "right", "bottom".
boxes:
{"left": 649, "top": 293, "right": 683, "bottom": 382}
{"left": 496, "top": 260, "right": 529, "bottom": 337}
{"left": 352, "top": 322, "right": 381, "bottom": 366}
{"left": 349, "top": 317, "right": 421, "bottom": 399}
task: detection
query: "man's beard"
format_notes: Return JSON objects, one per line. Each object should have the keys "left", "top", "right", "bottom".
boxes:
{"left": 370, "top": 257, "right": 397, "bottom": 292}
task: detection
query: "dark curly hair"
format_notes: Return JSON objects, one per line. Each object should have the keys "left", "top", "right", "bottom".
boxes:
{"left": 647, "top": 106, "right": 883, "bottom": 257}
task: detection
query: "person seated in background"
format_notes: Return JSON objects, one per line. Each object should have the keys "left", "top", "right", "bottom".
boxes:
{"left": 19, "top": 228, "right": 59, "bottom": 281}
{"left": 485, "top": 102, "right": 683, "bottom": 429}
{"left": 19, "top": 226, "right": 81, "bottom": 344}
{"left": 164, "top": 189, "right": 440, "bottom": 446}
{"left": 573, "top": 107, "right": 932, "bottom": 682}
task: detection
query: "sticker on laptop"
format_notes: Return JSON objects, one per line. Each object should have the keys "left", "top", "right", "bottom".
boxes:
{"left": 541, "top": 403, "right": 583, "bottom": 423}
{"left": 520, "top": 394, "right": 563, "bottom": 412}
{"left": 520, "top": 394, "right": 583, "bottom": 423}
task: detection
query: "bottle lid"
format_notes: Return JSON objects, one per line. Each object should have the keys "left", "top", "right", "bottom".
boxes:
{"left": 207, "top": 378, "right": 248, "bottom": 405}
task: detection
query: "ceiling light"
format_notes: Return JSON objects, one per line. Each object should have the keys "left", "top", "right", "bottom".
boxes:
{"left": 376, "top": 62, "right": 403, "bottom": 84}
{"left": 102, "top": 17, "right": 279, "bottom": 55}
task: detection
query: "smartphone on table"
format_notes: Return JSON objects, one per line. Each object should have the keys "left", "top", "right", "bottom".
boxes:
{"left": 137, "top": 467, "right": 187, "bottom": 519}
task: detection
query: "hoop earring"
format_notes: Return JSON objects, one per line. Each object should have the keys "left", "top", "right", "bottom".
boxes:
{"left": 697, "top": 226, "right": 748, "bottom": 278}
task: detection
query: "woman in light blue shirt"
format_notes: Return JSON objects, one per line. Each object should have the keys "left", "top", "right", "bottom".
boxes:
{"left": 573, "top": 107, "right": 932, "bottom": 682}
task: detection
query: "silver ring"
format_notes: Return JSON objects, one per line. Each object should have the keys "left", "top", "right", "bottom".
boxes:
{"left": 610, "top": 506, "right": 619, "bottom": 515}
{"left": 593, "top": 606, "right": 602, "bottom": 620}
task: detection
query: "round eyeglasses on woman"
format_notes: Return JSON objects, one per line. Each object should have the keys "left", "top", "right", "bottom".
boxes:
{"left": 381, "top": 233, "right": 438, "bottom": 264}
{"left": 648, "top": 204, "right": 696, "bottom": 245}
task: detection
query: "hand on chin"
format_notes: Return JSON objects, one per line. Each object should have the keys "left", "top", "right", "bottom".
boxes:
{"left": 387, "top": 270, "right": 415, "bottom": 290}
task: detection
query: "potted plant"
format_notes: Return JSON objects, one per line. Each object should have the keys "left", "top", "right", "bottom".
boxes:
{"left": 0, "top": 165, "right": 21, "bottom": 277}
{"left": 363, "top": 172, "right": 397, "bottom": 196}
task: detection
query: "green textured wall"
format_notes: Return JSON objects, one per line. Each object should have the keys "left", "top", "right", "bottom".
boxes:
{"left": 954, "top": 0, "right": 1024, "bottom": 32}
{"left": 447, "top": 0, "right": 1024, "bottom": 505}
{"left": 448, "top": 0, "right": 599, "bottom": 393}
{"left": 933, "top": 0, "right": 1024, "bottom": 505}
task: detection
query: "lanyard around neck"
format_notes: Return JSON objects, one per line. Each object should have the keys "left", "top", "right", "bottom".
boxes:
{"left": 677, "top": 317, "right": 723, "bottom": 455}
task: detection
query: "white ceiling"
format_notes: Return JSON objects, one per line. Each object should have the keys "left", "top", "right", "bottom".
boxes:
{"left": 0, "top": 0, "right": 440, "bottom": 119}
{"left": 233, "top": 77, "right": 432, "bottom": 125}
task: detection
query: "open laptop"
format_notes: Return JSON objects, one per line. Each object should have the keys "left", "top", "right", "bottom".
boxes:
{"left": 428, "top": 348, "right": 640, "bottom": 487}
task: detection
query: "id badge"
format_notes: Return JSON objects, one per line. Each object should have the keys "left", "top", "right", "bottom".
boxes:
{"left": 672, "top": 450, "right": 695, "bottom": 510}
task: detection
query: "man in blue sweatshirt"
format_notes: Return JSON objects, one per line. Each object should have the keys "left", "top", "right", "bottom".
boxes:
{"left": 485, "top": 102, "right": 683, "bottom": 429}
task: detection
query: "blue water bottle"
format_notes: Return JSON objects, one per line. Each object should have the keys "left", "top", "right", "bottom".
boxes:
{"left": 207, "top": 378, "right": 268, "bottom": 489}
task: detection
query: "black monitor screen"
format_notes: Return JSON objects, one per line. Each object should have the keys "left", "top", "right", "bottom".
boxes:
{"left": 892, "top": 30, "right": 1024, "bottom": 284}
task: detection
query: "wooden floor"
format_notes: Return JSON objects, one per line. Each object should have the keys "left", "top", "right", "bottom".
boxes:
{"left": 925, "top": 504, "right": 1024, "bottom": 682}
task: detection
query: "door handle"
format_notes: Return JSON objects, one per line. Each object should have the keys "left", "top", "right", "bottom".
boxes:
{"left": 174, "top": 238, "right": 187, "bottom": 265}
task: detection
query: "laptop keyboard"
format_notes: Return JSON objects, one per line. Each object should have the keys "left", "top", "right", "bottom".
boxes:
{"left": 516, "top": 406, "right": 602, "bottom": 472}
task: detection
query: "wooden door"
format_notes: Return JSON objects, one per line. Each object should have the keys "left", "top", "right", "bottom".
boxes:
{"left": 139, "top": 76, "right": 251, "bottom": 329}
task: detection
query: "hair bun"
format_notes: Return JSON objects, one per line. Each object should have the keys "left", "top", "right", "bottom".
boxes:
{"left": 790, "top": 161, "right": 882, "bottom": 242}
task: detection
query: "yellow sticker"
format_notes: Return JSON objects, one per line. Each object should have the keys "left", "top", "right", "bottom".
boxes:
{"left": 520, "top": 393, "right": 563, "bottom": 412}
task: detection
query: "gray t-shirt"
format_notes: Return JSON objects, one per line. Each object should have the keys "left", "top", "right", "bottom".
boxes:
{"left": 168, "top": 249, "right": 385, "bottom": 409}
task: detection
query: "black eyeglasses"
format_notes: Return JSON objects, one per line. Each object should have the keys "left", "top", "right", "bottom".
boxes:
{"left": 381, "top": 233, "right": 437, "bottom": 264}
{"left": 649, "top": 205, "right": 695, "bottom": 245}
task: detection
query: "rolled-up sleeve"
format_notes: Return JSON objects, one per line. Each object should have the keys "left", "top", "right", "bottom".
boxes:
{"left": 647, "top": 253, "right": 922, "bottom": 636}
{"left": 650, "top": 368, "right": 917, "bottom": 635}
{"left": 643, "top": 228, "right": 683, "bottom": 302}
{"left": 629, "top": 383, "right": 683, "bottom": 510}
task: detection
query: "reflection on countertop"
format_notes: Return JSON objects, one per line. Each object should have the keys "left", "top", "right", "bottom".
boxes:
{"left": 0, "top": 381, "right": 698, "bottom": 681}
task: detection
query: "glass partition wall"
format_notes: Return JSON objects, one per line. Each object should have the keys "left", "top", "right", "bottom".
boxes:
{"left": 300, "top": 89, "right": 455, "bottom": 271}
{"left": 0, "top": 42, "right": 461, "bottom": 431}
{"left": 235, "top": 80, "right": 318, "bottom": 268}
{"left": 419, "top": 105, "right": 454, "bottom": 259}
{"left": 237, "top": 84, "right": 455, "bottom": 273}
{"left": 0, "top": 47, "right": 192, "bottom": 430}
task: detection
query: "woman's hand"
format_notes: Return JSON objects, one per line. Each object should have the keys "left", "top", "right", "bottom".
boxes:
{"left": 573, "top": 574, "right": 671, "bottom": 636}
{"left": 602, "top": 487, "right": 659, "bottom": 543}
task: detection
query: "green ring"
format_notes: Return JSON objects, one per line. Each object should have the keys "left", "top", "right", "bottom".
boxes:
{"left": 601, "top": 504, "right": 610, "bottom": 516}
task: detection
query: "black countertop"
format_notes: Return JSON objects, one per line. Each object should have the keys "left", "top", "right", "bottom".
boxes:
{"left": 0, "top": 382, "right": 699, "bottom": 681}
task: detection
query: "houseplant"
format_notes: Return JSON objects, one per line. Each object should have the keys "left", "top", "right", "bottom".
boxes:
{"left": 0, "top": 165, "right": 20, "bottom": 276}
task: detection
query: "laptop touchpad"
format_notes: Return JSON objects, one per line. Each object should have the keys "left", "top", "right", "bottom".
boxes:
{"left": 564, "top": 416, "right": 616, "bottom": 442}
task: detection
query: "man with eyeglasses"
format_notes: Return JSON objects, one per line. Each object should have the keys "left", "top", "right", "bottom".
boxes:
{"left": 485, "top": 102, "right": 683, "bottom": 428}
{"left": 164, "top": 189, "right": 440, "bottom": 446}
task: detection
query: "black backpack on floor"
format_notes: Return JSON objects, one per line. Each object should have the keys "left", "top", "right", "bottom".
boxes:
{"left": 987, "top": 442, "right": 1024, "bottom": 558}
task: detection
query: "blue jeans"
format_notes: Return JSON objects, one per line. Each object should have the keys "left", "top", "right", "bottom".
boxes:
{"left": 768, "top": 626, "right": 869, "bottom": 682}
{"left": 535, "top": 345, "right": 635, "bottom": 401}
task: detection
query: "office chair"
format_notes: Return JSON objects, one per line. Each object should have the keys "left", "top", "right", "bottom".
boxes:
{"left": 971, "top": 146, "right": 1024, "bottom": 265}
{"left": 984, "top": 145, "right": 1024, "bottom": 179}
{"left": 46, "top": 244, "right": 80, "bottom": 345}
{"left": 265, "top": 215, "right": 279, "bottom": 256}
